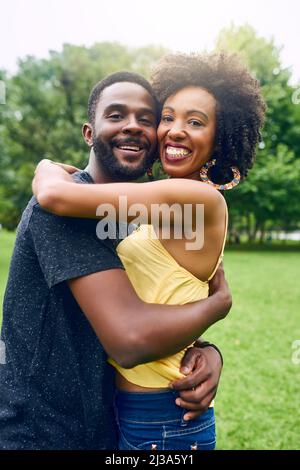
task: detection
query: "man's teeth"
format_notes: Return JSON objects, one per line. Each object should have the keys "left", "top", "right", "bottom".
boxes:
{"left": 119, "top": 145, "right": 141, "bottom": 151}
{"left": 166, "top": 146, "right": 190, "bottom": 157}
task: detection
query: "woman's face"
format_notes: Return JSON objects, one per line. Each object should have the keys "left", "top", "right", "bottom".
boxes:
{"left": 157, "top": 86, "right": 217, "bottom": 180}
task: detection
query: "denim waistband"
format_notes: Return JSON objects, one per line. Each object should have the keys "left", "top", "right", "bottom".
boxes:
{"left": 115, "top": 389, "right": 210, "bottom": 424}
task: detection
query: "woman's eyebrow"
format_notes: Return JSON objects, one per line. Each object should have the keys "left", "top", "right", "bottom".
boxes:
{"left": 162, "top": 106, "right": 208, "bottom": 122}
{"left": 186, "top": 110, "right": 209, "bottom": 122}
{"left": 162, "top": 106, "right": 174, "bottom": 112}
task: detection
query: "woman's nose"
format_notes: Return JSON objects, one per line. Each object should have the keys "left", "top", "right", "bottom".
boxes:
{"left": 167, "top": 125, "right": 186, "bottom": 141}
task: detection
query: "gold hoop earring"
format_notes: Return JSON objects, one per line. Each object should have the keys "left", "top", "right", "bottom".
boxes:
{"left": 199, "top": 159, "right": 240, "bottom": 190}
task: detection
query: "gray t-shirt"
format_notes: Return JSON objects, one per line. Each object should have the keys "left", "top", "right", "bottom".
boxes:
{"left": 0, "top": 171, "right": 123, "bottom": 449}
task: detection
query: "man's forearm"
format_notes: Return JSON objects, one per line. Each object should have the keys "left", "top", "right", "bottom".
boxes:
{"left": 121, "top": 292, "right": 230, "bottom": 367}
{"left": 69, "top": 269, "right": 231, "bottom": 369}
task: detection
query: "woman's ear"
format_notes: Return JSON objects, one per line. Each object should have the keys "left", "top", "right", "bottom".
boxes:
{"left": 82, "top": 123, "right": 93, "bottom": 147}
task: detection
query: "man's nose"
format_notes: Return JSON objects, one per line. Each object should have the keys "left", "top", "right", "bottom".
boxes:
{"left": 122, "top": 117, "right": 143, "bottom": 134}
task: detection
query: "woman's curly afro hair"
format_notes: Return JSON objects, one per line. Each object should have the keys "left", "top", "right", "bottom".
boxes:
{"left": 151, "top": 52, "right": 266, "bottom": 180}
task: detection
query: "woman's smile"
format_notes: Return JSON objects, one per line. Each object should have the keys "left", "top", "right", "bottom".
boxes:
{"left": 164, "top": 143, "right": 192, "bottom": 162}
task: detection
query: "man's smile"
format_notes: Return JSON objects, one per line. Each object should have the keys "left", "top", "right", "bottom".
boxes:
{"left": 112, "top": 139, "right": 149, "bottom": 160}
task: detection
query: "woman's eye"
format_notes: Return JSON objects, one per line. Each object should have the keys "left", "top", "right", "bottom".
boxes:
{"left": 161, "top": 115, "right": 173, "bottom": 123}
{"left": 189, "top": 119, "right": 203, "bottom": 127}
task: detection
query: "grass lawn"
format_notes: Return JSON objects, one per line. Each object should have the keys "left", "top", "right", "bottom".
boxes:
{"left": 208, "top": 249, "right": 300, "bottom": 450}
{"left": 0, "top": 230, "right": 15, "bottom": 322}
{"left": 0, "top": 229, "right": 300, "bottom": 449}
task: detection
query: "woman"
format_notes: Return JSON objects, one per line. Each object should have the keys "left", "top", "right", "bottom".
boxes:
{"left": 33, "top": 52, "right": 266, "bottom": 450}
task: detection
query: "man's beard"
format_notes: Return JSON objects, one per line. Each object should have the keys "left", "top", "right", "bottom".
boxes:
{"left": 92, "top": 135, "right": 157, "bottom": 181}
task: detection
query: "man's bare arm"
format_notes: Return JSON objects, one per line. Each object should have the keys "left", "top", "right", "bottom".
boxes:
{"left": 68, "top": 268, "right": 231, "bottom": 368}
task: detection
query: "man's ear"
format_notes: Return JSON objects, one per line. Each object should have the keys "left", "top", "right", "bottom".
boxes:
{"left": 82, "top": 123, "right": 93, "bottom": 147}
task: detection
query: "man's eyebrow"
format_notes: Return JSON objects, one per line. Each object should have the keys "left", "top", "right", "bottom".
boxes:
{"left": 162, "top": 106, "right": 209, "bottom": 122}
{"left": 103, "top": 103, "right": 127, "bottom": 113}
{"left": 139, "top": 107, "right": 157, "bottom": 117}
{"left": 104, "top": 103, "right": 156, "bottom": 116}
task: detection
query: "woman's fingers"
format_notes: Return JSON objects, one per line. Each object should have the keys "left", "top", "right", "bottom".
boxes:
{"left": 51, "top": 162, "right": 80, "bottom": 174}
{"left": 34, "top": 159, "right": 79, "bottom": 175}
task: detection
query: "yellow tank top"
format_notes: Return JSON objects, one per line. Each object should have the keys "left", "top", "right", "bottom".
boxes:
{"left": 109, "top": 209, "right": 228, "bottom": 388}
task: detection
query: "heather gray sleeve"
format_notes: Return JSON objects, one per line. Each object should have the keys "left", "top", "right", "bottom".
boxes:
{"left": 29, "top": 202, "right": 123, "bottom": 288}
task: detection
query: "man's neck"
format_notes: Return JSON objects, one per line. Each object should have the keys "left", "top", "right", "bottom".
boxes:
{"left": 84, "top": 150, "right": 118, "bottom": 184}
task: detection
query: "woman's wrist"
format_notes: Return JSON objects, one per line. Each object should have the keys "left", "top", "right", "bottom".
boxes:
{"left": 33, "top": 160, "right": 74, "bottom": 208}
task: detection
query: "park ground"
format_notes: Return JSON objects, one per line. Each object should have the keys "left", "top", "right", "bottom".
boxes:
{"left": 0, "top": 230, "right": 300, "bottom": 449}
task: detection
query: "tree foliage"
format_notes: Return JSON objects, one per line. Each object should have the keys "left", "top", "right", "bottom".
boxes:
{"left": 0, "top": 33, "right": 299, "bottom": 240}
{"left": 0, "top": 43, "right": 168, "bottom": 228}
{"left": 216, "top": 25, "right": 300, "bottom": 241}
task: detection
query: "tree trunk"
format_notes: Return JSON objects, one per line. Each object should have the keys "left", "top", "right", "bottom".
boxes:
{"left": 259, "top": 221, "right": 266, "bottom": 243}
{"left": 246, "top": 213, "right": 252, "bottom": 243}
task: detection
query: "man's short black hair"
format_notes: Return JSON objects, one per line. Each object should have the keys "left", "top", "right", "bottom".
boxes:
{"left": 88, "top": 71, "right": 160, "bottom": 126}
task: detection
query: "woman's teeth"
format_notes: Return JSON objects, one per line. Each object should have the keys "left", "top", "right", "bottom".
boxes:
{"left": 165, "top": 146, "right": 191, "bottom": 158}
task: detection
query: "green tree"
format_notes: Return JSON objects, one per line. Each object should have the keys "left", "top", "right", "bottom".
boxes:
{"left": 0, "top": 43, "right": 168, "bottom": 229}
{"left": 216, "top": 25, "right": 300, "bottom": 241}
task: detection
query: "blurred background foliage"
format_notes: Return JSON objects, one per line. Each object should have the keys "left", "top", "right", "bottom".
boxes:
{"left": 0, "top": 25, "right": 300, "bottom": 239}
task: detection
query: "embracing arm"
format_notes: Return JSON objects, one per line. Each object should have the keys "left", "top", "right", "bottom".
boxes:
{"left": 33, "top": 159, "right": 225, "bottom": 222}
{"left": 69, "top": 267, "right": 231, "bottom": 369}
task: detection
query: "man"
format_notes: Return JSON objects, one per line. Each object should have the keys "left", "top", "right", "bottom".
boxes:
{"left": 0, "top": 71, "right": 231, "bottom": 449}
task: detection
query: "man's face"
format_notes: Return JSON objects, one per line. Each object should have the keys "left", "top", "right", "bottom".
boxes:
{"left": 92, "top": 82, "right": 158, "bottom": 180}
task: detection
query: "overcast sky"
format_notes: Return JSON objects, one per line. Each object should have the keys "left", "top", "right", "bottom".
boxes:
{"left": 1, "top": 0, "right": 299, "bottom": 83}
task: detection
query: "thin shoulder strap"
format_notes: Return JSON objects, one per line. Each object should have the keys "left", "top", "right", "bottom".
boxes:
{"left": 207, "top": 204, "right": 228, "bottom": 281}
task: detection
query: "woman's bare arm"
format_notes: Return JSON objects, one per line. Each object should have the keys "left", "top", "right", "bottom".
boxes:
{"left": 32, "top": 159, "right": 226, "bottom": 226}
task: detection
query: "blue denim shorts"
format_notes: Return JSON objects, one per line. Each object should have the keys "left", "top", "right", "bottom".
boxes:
{"left": 114, "top": 389, "right": 216, "bottom": 451}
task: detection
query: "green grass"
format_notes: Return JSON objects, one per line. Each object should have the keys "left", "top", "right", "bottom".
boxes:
{"left": 208, "top": 250, "right": 300, "bottom": 450}
{"left": 0, "top": 230, "right": 15, "bottom": 323}
{"left": 0, "top": 230, "right": 300, "bottom": 449}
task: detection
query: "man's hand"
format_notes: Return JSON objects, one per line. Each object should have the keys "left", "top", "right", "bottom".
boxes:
{"left": 171, "top": 345, "right": 223, "bottom": 421}
{"left": 169, "top": 264, "right": 230, "bottom": 420}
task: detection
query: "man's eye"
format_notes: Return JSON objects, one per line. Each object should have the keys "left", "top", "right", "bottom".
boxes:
{"left": 108, "top": 114, "right": 123, "bottom": 120}
{"left": 140, "top": 117, "right": 154, "bottom": 126}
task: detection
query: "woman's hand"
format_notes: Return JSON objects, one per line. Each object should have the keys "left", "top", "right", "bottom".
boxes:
{"left": 32, "top": 159, "right": 78, "bottom": 211}
{"left": 46, "top": 161, "right": 80, "bottom": 174}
